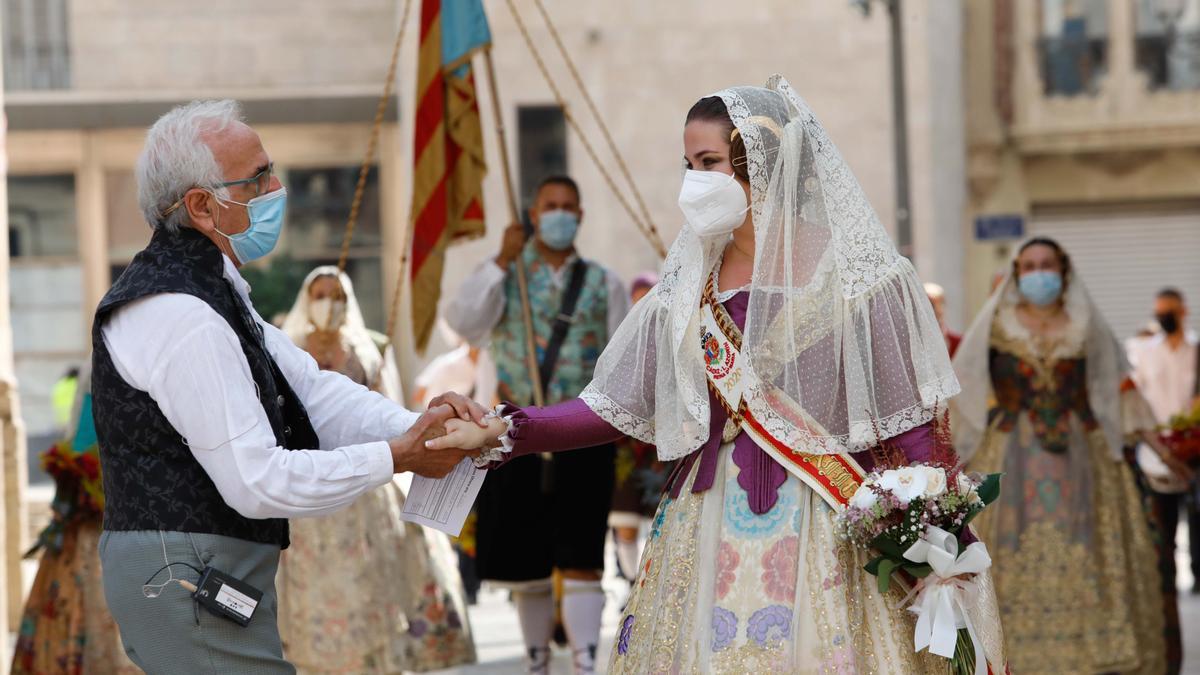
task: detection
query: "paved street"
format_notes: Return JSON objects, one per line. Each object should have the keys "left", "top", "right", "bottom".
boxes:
{"left": 1184, "top": 594, "right": 1200, "bottom": 675}
{"left": 1176, "top": 521, "right": 1200, "bottom": 675}
{"left": 427, "top": 583, "right": 622, "bottom": 675}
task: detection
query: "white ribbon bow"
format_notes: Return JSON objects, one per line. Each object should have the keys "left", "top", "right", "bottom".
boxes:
{"left": 902, "top": 525, "right": 991, "bottom": 674}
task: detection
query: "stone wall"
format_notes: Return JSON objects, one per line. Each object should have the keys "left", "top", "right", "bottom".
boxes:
{"left": 68, "top": 0, "right": 400, "bottom": 91}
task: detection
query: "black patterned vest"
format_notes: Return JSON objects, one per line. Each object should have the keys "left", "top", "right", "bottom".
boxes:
{"left": 91, "top": 227, "right": 319, "bottom": 548}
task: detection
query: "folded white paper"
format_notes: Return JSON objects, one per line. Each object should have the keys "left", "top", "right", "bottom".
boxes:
{"left": 401, "top": 458, "right": 486, "bottom": 536}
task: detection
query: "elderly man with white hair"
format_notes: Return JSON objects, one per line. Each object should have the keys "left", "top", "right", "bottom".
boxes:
{"left": 91, "top": 100, "right": 486, "bottom": 673}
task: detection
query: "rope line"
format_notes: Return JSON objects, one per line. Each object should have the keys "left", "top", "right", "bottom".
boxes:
{"left": 337, "top": 0, "right": 414, "bottom": 273}
{"left": 529, "top": 0, "right": 660, "bottom": 247}
{"left": 385, "top": 248, "right": 407, "bottom": 341}
{"left": 504, "top": 0, "right": 667, "bottom": 257}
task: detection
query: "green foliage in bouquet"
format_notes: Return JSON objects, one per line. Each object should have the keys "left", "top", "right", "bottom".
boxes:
{"left": 860, "top": 472, "right": 1002, "bottom": 595}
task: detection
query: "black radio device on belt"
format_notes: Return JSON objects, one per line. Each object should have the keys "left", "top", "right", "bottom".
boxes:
{"left": 191, "top": 566, "right": 263, "bottom": 627}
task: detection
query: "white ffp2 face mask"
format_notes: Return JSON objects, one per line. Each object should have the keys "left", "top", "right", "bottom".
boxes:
{"left": 310, "top": 298, "right": 347, "bottom": 332}
{"left": 677, "top": 169, "right": 749, "bottom": 238}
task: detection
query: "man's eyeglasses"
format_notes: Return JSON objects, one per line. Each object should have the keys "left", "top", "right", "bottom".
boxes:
{"left": 217, "top": 162, "right": 275, "bottom": 198}
{"left": 159, "top": 163, "right": 276, "bottom": 219}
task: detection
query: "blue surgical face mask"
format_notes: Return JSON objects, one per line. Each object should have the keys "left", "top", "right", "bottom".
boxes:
{"left": 211, "top": 187, "right": 287, "bottom": 264}
{"left": 1018, "top": 270, "right": 1063, "bottom": 307}
{"left": 537, "top": 209, "right": 579, "bottom": 251}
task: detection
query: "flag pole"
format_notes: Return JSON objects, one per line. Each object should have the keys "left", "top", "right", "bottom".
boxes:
{"left": 482, "top": 45, "right": 545, "bottom": 407}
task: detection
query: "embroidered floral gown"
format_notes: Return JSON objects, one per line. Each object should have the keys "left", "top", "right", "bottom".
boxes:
{"left": 277, "top": 343, "right": 476, "bottom": 673}
{"left": 11, "top": 390, "right": 139, "bottom": 675}
{"left": 965, "top": 305, "right": 1165, "bottom": 674}
{"left": 502, "top": 291, "right": 1006, "bottom": 674}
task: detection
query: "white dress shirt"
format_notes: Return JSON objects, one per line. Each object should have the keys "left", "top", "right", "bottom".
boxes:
{"left": 101, "top": 255, "right": 419, "bottom": 520}
{"left": 444, "top": 256, "right": 631, "bottom": 347}
{"left": 1129, "top": 330, "right": 1198, "bottom": 424}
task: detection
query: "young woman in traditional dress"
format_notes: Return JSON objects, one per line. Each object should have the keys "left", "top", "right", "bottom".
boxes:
{"left": 434, "top": 77, "right": 1008, "bottom": 673}
{"left": 11, "top": 366, "right": 139, "bottom": 675}
{"left": 276, "top": 267, "right": 476, "bottom": 673}
{"left": 952, "top": 238, "right": 1185, "bottom": 674}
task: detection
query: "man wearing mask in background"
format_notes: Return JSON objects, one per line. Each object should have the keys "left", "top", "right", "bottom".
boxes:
{"left": 1130, "top": 288, "right": 1200, "bottom": 592}
{"left": 446, "top": 175, "right": 629, "bottom": 674}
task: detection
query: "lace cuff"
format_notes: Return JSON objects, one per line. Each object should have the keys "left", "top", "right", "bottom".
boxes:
{"left": 471, "top": 405, "right": 517, "bottom": 468}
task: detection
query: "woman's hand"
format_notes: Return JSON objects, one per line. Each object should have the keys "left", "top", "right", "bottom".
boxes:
{"left": 426, "top": 416, "right": 508, "bottom": 451}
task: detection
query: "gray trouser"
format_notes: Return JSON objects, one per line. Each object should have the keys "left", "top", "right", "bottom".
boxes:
{"left": 99, "top": 530, "right": 294, "bottom": 674}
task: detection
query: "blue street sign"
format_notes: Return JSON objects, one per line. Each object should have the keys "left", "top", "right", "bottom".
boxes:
{"left": 974, "top": 214, "right": 1025, "bottom": 241}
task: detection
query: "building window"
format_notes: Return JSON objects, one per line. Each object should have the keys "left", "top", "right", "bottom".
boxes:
{"left": 1038, "top": 0, "right": 1108, "bottom": 96}
{"left": 9, "top": 175, "right": 77, "bottom": 258}
{"left": 517, "top": 105, "right": 567, "bottom": 211}
{"left": 240, "top": 166, "right": 385, "bottom": 331}
{"left": 106, "top": 169, "right": 149, "bottom": 282}
{"left": 2, "top": 0, "right": 70, "bottom": 90}
{"left": 1135, "top": 0, "right": 1200, "bottom": 90}
{"left": 8, "top": 174, "right": 83, "bottom": 485}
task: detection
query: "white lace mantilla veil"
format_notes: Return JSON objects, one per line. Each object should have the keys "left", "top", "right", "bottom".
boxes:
{"left": 582, "top": 75, "right": 958, "bottom": 461}
{"left": 281, "top": 265, "right": 386, "bottom": 387}
{"left": 950, "top": 245, "right": 1127, "bottom": 462}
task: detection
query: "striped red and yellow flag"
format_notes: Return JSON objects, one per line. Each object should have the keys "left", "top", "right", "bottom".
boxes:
{"left": 409, "top": 0, "right": 490, "bottom": 351}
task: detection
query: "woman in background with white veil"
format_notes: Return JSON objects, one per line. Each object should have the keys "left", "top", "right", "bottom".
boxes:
{"left": 276, "top": 267, "right": 476, "bottom": 673}
{"left": 435, "top": 76, "right": 1007, "bottom": 673}
{"left": 952, "top": 238, "right": 1182, "bottom": 674}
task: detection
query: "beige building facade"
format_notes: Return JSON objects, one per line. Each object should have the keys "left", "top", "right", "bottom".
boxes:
{"left": 965, "top": 0, "right": 1200, "bottom": 339}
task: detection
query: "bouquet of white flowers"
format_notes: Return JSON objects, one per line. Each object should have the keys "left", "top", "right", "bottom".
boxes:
{"left": 837, "top": 461, "right": 1001, "bottom": 675}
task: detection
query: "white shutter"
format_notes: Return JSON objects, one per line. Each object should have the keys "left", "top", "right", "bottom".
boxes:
{"left": 1030, "top": 209, "right": 1200, "bottom": 340}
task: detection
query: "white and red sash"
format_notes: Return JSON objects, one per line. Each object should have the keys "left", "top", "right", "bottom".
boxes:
{"left": 699, "top": 278, "right": 866, "bottom": 512}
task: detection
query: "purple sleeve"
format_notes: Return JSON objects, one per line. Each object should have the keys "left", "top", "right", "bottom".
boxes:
{"left": 501, "top": 398, "right": 626, "bottom": 459}
{"left": 893, "top": 423, "right": 937, "bottom": 463}
{"left": 849, "top": 422, "right": 937, "bottom": 473}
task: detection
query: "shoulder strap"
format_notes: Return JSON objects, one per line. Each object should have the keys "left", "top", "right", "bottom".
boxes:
{"left": 539, "top": 259, "right": 591, "bottom": 396}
